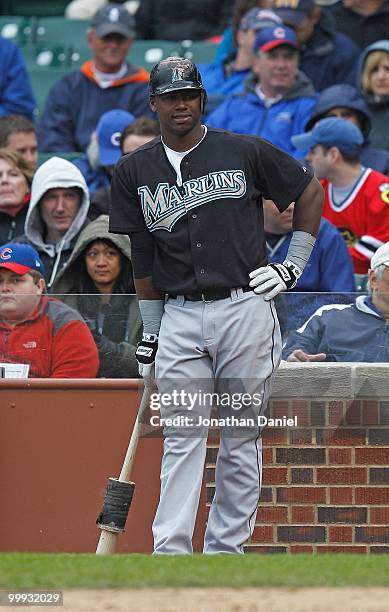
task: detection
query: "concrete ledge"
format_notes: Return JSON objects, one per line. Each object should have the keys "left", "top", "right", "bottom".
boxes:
{"left": 272, "top": 362, "right": 389, "bottom": 399}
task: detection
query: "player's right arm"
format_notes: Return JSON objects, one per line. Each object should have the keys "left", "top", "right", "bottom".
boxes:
{"left": 109, "top": 157, "right": 164, "bottom": 381}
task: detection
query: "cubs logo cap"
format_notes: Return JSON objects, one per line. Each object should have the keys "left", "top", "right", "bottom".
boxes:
{"left": 273, "top": 0, "right": 315, "bottom": 26}
{"left": 370, "top": 242, "right": 389, "bottom": 270}
{"left": 96, "top": 109, "right": 135, "bottom": 165}
{"left": 254, "top": 25, "right": 298, "bottom": 54}
{"left": 239, "top": 8, "right": 282, "bottom": 31}
{"left": 0, "top": 243, "right": 45, "bottom": 276}
{"left": 90, "top": 3, "right": 135, "bottom": 38}
{"left": 291, "top": 117, "right": 364, "bottom": 154}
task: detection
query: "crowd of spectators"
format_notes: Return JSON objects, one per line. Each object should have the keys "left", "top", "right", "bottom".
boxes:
{"left": 0, "top": 0, "right": 389, "bottom": 377}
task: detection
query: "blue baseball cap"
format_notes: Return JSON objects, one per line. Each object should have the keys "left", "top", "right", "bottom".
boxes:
{"left": 292, "top": 117, "right": 364, "bottom": 154}
{"left": 239, "top": 8, "right": 282, "bottom": 31}
{"left": 273, "top": 0, "right": 315, "bottom": 26}
{"left": 0, "top": 243, "right": 45, "bottom": 276}
{"left": 97, "top": 109, "right": 135, "bottom": 165}
{"left": 254, "top": 25, "right": 298, "bottom": 54}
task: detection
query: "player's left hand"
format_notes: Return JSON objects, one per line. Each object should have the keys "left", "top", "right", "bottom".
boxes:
{"left": 249, "top": 260, "right": 302, "bottom": 301}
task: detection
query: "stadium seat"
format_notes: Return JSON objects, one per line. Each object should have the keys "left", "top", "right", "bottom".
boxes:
{"left": 181, "top": 40, "right": 217, "bottom": 64}
{"left": 28, "top": 66, "right": 70, "bottom": 118}
{"left": 354, "top": 274, "right": 369, "bottom": 293}
{"left": 0, "top": 15, "right": 36, "bottom": 45}
{"left": 34, "top": 17, "right": 87, "bottom": 46}
{"left": 22, "top": 45, "right": 70, "bottom": 68}
{"left": 1, "top": 0, "right": 70, "bottom": 17}
{"left": 38, "top": 151, "right": 82, "bottom": 165}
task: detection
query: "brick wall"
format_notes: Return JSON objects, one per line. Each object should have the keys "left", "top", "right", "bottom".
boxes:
{"left": 205, "top": 364, "right": 389, "bottom": 554}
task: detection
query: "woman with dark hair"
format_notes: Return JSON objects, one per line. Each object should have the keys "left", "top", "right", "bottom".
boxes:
{"left": 53, "top": 214, "right": 142, "bottom": 378}
{"left": 0, "top": 147, "right": 34, "bottom": 245}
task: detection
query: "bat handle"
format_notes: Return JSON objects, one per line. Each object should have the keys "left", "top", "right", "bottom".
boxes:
{"left": 96, "top": 530, "right": 118, "bottom": 555}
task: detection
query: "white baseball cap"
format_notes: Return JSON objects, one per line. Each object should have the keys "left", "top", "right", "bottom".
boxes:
{"left": 370, "top": 242, "right": 389, "bottom": 269}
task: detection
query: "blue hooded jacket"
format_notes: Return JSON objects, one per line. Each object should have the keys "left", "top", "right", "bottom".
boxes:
{"left": 304, "top": 83, "right": 389, "bottom": 175}
{"left": 0, "top": 37, "right": 36, "bottom": 120}
{"left": 206, "top": 71, "right": 317, "bottom": 157}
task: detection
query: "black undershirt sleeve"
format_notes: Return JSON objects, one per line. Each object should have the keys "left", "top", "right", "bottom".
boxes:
{"left": 109, "top": 158, "right": 155, "bottom": 278}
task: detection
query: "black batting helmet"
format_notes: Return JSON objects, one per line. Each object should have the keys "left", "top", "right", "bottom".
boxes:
{"left": 149, "top": 57, "right": 206, "bottom": 102}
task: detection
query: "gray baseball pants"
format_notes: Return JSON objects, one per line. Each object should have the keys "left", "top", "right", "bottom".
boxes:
{"left": 153, "top": 289, "right": 281, "bottom": 554}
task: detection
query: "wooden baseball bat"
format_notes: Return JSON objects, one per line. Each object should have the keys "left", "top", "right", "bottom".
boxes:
{"left": 96, "top": 380, "right": 153, "bottom": 555}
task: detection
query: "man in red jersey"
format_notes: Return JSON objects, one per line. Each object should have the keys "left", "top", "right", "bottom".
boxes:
{"left": 292, "top": 116, "right": 389, "bottom": 273}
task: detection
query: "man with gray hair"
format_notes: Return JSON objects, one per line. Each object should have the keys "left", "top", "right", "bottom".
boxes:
{"left": 37, "top": 3, "right": 152, "bottom": 153}
{"left": 283, "top": 242, "right": 389, "bottom": 362}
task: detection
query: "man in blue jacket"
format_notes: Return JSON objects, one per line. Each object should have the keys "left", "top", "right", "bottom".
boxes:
{"left": 199, "top": 8, "right": 282, "bottom": 114}
{"left": 206, "top": 25, "right": 317, "bottom": 158}
{"left": 0, "top": 37, "right": 36, "bottom": 121}
{"left": 272, "top": 0, "right": 360, "bottom": 92}
{"left": 37, "top": 4, "right": 152, "bottom": 153}
{"left": 304, "top": 83, "right": 389, "bottom": 175}
{"left": 264, "top": 197, "right": 356, "bottom": 331}
{"left": 283, "top": 241, "right": 389, "bottom": 362}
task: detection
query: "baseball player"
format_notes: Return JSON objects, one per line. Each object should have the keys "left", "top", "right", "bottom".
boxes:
{"left": 109, "top": 57, "right": 324, "bottom": 554}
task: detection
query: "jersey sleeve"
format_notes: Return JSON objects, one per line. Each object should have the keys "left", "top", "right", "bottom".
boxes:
{"left": 255, "top": 139, "right": 314, "bottom": 212}
{"left": 109, "top": 158, "right": 155, "bottom": 279}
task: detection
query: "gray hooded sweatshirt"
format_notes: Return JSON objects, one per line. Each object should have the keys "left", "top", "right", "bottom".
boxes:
{"left": 17, "top": 156, "right": 90, "bottom": 289}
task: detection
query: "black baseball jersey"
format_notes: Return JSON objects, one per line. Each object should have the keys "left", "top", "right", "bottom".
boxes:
{"left": 109, "top": 128, "right": 313, "bottom": 294}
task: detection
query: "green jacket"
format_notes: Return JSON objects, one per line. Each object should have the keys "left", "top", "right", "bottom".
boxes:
{"left": 53, "top": 215, "right": 142, "bottom": 378}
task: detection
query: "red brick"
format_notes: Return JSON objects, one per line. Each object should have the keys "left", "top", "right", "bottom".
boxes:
{"left": 271, "top": 400, "right": 289, "bottom": 419}
{"left": 345, "top": 401, "right": 361, "bottom": 425}
{"left": 206, "top": 447, "right": 218, "bottom": 464}
{"left": 317, "top": 429, "right": 366, "bottom": 446}
{"left": 362, "top": 401, "right": 379, "bottom": 426}
{"left": 356, "top": 527, "right": 389, "bottom": 544}
{"left": 291, "top": 400, "right": 309, "bottom": 426}
{"left": 291, "top": 506, "right": 315, "bottom": 523}
{"left": 370, "top": 507, "right": 389, "bottom": 524}
{"left": 251, "top": 525, "right": 274, "bottom": 543}
{"left": 355, "top": 448, "right": 389, "bottom": 465}
{"left": 263, "top": 428, "right": 288, "bottom": 445}
{"left": 369, "top": 430, "right": 389, "bottom": 445}
{"left": 244, "top": 545, "right": 287, "bottom": 553}
{"left": 260, "top": 487, "right": 273, "bottom": 503}
{"left": 329, "top": 526, "right": 353, "bottom": 543}
{"left": 204, "top": 467, "right": 215, "bottom": 483}
{"left": 263, "top": 447, "right": 273, "bottom": 464}
{"left": 290, "top": 545, "right": 314, "bottom": 553}
{"left": 289, "top": 429, "right": 312, "bottom": 444}
{"left": 370, "top": 468, "right": 389, "bottom": 484}
{"left": 291, "top": 468, "right": 313, "bottom": 484}
{"left": 276, "top": 447, "right": 326, "bottom": 464}
{"left": 317, "top": 468, "right": 367, "bottom": 485}
{"left": 263, "top": 467, "right": 288, "bottom": 485}
{"left": 277, "top": 487, "right": 326, "bottom": 503}
{"left": 330, "top": 487, "right": 353, "bottom": 504}
{"left": 278, "top": 526, "right": 325, "bottom": 543}
{"left": 355, "top": 488, "right": 389, "bottom": 504}
{"left": 317, "top": 546, "right": 367, "bottom": 553}
{"left": 328, "top": 401, "right": 344, "bottom": 426}
{"left": 329, "top": 448, "right": 352, "bottom": 465}
{"left": 257, "top": 506, "right": 288, "bottom": 524}
{"left": 318, "top": 506, "right": 367, "bottom": 524}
